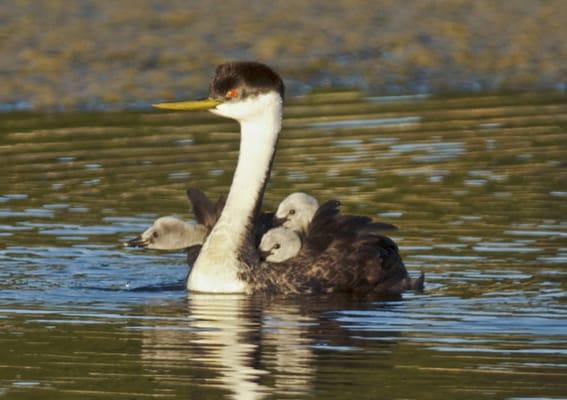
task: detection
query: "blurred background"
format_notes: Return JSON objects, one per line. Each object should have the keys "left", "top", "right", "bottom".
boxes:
{"left": 1, "top": 0, "right": 565, "bottom": 110}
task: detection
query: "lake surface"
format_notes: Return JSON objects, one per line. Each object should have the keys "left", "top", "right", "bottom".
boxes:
{"left": 0, "top": 92, "right": 566, "bottom": 399}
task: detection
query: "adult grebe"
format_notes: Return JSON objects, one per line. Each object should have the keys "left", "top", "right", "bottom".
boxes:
{"left": 153, "top": 61, "right": 422, "bottom": 295}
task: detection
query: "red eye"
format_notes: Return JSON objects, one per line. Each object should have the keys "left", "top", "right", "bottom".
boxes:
{"left": 226, "top": 89, "right": 238, "bottom": 98}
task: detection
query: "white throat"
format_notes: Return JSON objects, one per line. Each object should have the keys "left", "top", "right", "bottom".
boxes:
{"left": 187, "top": 92, "right": 283, "bottom": 293}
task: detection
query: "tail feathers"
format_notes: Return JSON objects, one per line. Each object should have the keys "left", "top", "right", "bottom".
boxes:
{"left": 406, "top": 271, "right": 425, "bottom": 292}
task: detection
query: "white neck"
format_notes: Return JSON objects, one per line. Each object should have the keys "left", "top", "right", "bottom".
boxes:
{"left": 188, "top": 93, "right": 282, "bottom": 293}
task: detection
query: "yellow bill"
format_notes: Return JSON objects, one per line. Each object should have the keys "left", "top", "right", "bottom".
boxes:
{"left": 152, "top": 98, "right": 221, "bottom": 111}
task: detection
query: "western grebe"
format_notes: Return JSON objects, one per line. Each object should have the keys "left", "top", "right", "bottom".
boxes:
{"left": 153, "top": 61, "right": 422, "bottom": 295}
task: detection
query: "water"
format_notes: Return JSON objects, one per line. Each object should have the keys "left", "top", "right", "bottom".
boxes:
{"left": 1, "top": 92, "right": 566, "bottom": 399}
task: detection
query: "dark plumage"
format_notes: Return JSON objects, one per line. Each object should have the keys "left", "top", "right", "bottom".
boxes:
{"left": 238, "top": 200, "right": 423, "bottom": 295}
{"left": 209, "top": 62, "right": 285, "bottom": 102}
{"left": 185, "top": 188, "right": 221, "bottom": 266}
{"left": 184, "top": 190, "right": 422, "bottom": 295}
{"left": 186, "top": 188, "right": 225, "bottom": 232}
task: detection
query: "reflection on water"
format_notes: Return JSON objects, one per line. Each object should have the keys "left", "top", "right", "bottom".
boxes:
{"left": 0, "top": 92, "right": 566, "bottom": 398}
{"left": 138, "top": 295, "right": 317, "bottom": 400}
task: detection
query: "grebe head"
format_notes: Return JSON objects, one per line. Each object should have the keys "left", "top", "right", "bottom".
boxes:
{"left": 209, "top": 62, "right": 284, "bottom": 121}
{"left": 125, "top": 216, "right": 206, "bottom": 250}
{"left": 259, "top": 227, "right": 302, "bottom": 263}
{"left": 274, "top": 192, "right": 319, "bottom": 232}
{"left": 153, "top": 61, "right": 284, "bottom": 123}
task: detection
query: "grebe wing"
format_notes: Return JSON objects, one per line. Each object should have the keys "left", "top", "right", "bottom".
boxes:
{"left": 299, "top": 200, "right": 395, "bottom": 257}
{"left": 338, "top": 216, "right": 398, "bottom": 232}
{"left": 300, "top": 200, "right": 341, "bottom": 255}
{"left": 186, "top": 188, "right": 225, "bottom": 232}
